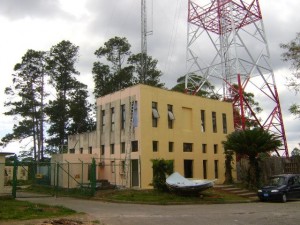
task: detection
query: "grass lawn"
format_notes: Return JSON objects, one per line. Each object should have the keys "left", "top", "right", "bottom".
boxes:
{"left": 0, "top": 197, "right": 76, "bottom": 221}
{"left": 93, "top": 188, "right": 251, "bottom": 204}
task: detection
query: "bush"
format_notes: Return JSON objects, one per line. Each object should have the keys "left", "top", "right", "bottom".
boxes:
{"left": 152, "top": 159, "right": 173, "bottom": 192}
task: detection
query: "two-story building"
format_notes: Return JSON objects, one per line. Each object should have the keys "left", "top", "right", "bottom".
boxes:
{"left": 53, "top": 84, "right": 236, "bottom": 189}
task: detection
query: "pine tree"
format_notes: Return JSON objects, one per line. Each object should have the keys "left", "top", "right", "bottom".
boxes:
{"left": 1, "top": 49, "right": 47, "bottom": 161}
{"left": 127, "top": 53, "right": 164, "bottom": 87}
{"left": 46, "top": 40, "right": 93, "bottom": 153}
{"left": 93, "top": 36, "right": 135, "bottom": 98}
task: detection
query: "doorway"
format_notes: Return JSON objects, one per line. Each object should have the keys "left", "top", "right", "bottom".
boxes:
{"left": 131, "top": 159, "right": 139, "bottom": 187}
{"left": 184, "top": 160, "right": 193, "bottom": 178}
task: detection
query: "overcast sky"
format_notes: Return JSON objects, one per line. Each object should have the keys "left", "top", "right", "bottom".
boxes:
{"left": 0, "top": 0, "right": 299, "bottom": 155}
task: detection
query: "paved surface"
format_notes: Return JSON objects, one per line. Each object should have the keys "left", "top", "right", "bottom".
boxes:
{"left": 17, "top": 197, "right": 300, "bottom": 225}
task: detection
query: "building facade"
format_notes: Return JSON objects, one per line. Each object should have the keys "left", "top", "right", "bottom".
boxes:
{"left": 64, "top": 84, "right": 236, "bottom": 189}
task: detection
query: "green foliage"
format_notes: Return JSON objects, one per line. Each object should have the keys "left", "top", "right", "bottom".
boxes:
{"left": 128, "top": 53, "right": 164, "bottom": 87}
{"left": 1, "top": 49, "right": 47, "bottom": 161}
{"left": 222, "top": 128, "right": 282, "bottom": 159}
{"left": 223, "top": 128, "right": 282, "bottom": 188}
{"left": 0, "top": 199, "right": 75, "bottom": 220}
{"left": 289, "top": 103, "right": 300, "bottom": 118}
{"left": 46, "top": 40, "right": 94, "bottom": 153}
{"left": 224, "top": 150, "right": 234, "bottom": 184}
{"left": 291, "top": 146, "right": 300, "bottom": 157}
{"left": 171, "top": 74, "right": 220, "bottom": 99}
{"left": 281, "top": 32, "right": 300, "bottom": 93}
{"left": 152, "top": 159, "right": 174, "bottom": 192}
{"left": 93, "top": 37, "right": 134, "bottom": 98}
{"left": 281, "top": 33, "right": 300, "bottom": 118}
{"left": 94, "top": 189, "right": 249, "bottom": 204}
{"left": 93, "top": 36, "right": 164, "bottom": 98}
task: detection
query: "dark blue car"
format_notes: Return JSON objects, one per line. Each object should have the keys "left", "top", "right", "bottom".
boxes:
{"left": 257, "top": 174, "right": 300, "bottom": 202}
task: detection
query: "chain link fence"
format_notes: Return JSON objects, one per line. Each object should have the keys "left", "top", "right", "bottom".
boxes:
{"left": 1, "top": 157, "right": 97, "bottom": 198}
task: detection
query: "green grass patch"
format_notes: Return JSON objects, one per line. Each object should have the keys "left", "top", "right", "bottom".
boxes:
{"left": 93, "top": 188, "right": 249, "bottom": 204}
{"left": 0, "top": 199, "right": 76, "bottom": 221}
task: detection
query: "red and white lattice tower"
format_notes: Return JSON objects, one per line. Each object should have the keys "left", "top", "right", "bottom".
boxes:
{"left": 185, "top": 0, "right": 288, "bottom": 156}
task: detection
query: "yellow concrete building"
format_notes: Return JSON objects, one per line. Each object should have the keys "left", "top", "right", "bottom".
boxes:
{"left": 65, "top": 84, "right": 236, "bottom": 189}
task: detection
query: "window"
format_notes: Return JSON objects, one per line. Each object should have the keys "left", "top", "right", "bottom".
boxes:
{"left": 121, "top": 142, "right": 125, "bottom": 154}
{"left": 101, "top": 110, "right": 105, "bottom": 131}
{"left": 203, "top": 160, "right": 207, "bottom": 179}
{"left": 79, "top": 148, "right": 83, "bottom": 154}
{"left": 121, "top": 104, "right": 126, "bottom": 129}
{"left": 201, "top": 110, "right": 206, "bottom": 132}
{"left": 120, "top": 160, "right": 125, "bottom": 174}
{"left": 214, "top": 160, "right": 219, "bottom": 179}
{"left": 110, "top": 144, "right": 115, "bottom": 155}
{"left": 222, "top": 113, "right": 227, "bottom": 134}
{"left": 111, "top": 161, "right": 115, "bottom": 173}
{"left": 88, "top": 146, "right": 92, "bottom": 154}
{"left": 183, "top": 143, "right": 193, "bottom": 152}
{"left": 169, "top": 142, "right": 174, "bottom": 152}
{"left": 152, "top": 102, "right": 159, "bottom": 127}
{"left": 101, "top": 145, "right": 105, "bottom": 155}
{"left": 202, "top": 144, "right": 207, "bottom": 153}
{"left": 212, "top": 112, "right": 217, "bottom": 133}
{"left": 167, "top": 104, "right": 175, "bottom": 129}
{"left": 69, "top": 148, "right": 75, "bottom": 154}
{"left": 132, "top": 141, "right": 138, "bottom": 152}
{"left": 153, "top": 141, "right": 158, "bottom": 152}
{"left": 111, "top": 107, "right": 115, "bottom": 131}
{"left": 214, "top": 144, "right": 218, "bottom": 154}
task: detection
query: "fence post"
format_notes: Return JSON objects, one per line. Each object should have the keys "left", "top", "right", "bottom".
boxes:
{"left": 55, "top": 162, "right": 59, "bottom": 198}
{"left": 90, "top": 158, "right": 96, "bottom": 196}
{"left": 12, "top": 155, "right": 18, "bottom": 199}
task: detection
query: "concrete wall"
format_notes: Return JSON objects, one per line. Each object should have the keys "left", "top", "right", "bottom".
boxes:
{"left": 51, "top": 154, "right": 97, "bottom": 188}
{"left": 138, "top": 85, "right": 236, "bottom": 188}
{"left": 0, "top": 157, "right": 4, "bottom": 193}
{"left": 63, "top": 84, "right": 237, "bottom": 189}
{"left": 5, "top": 166, "right": 28, "bottom": 182}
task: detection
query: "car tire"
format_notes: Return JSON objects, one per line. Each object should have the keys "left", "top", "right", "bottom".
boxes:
{"left": 259, "top": 197, "right": 265, "bottom": 202}
{"left": 281, "top": 193, "right": 287, "bottom": 203}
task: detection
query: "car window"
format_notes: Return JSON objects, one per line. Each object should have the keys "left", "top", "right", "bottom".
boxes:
{"left": 294, "top": 176, "right": 300, "bottom": 185}
{"left": 288, "top": 177, "right": 295, "bottom": 186}
{"left": 269, "top": 176, "right": 286, "bottom": 186}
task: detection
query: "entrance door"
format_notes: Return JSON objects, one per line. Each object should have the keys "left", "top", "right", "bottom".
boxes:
{"left": 131, "top": 159, "right": 139, "bottom": 187}
{"left": 184, "top": 160, "right": 193, "bottom": 178}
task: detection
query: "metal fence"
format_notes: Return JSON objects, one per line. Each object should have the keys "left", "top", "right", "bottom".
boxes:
{"left": 1, "top": 157, "right": 97, "bottom": 198}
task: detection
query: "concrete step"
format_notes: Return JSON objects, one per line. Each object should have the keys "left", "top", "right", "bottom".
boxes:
{"left": 222, "top": 187, "right": 241, "bottom": 191}
{"left": 214, "top": 184, "right": 257, "bottom": 199}
{"left": 231, "top": 189, "right": 249, "bottom": 194}
{"left": 238, "top": 192, "right": 257, "bottom": 197}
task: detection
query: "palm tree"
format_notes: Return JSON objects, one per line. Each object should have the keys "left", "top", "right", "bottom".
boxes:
{"left": 222, "top": 128, "right": 282, "bottom": 188}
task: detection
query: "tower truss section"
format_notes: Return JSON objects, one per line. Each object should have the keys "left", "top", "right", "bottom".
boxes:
{"left": 186, "top": 0, "right": 288, "bottom": 156}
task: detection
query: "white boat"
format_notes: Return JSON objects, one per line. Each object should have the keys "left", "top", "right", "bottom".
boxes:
{"left": 166, "top": 172, "right": 214, "bottom": 195}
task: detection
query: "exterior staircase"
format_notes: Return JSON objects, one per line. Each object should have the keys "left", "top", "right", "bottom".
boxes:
{"left": 214, "top": 184, "right": 258, "bottom": 201}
